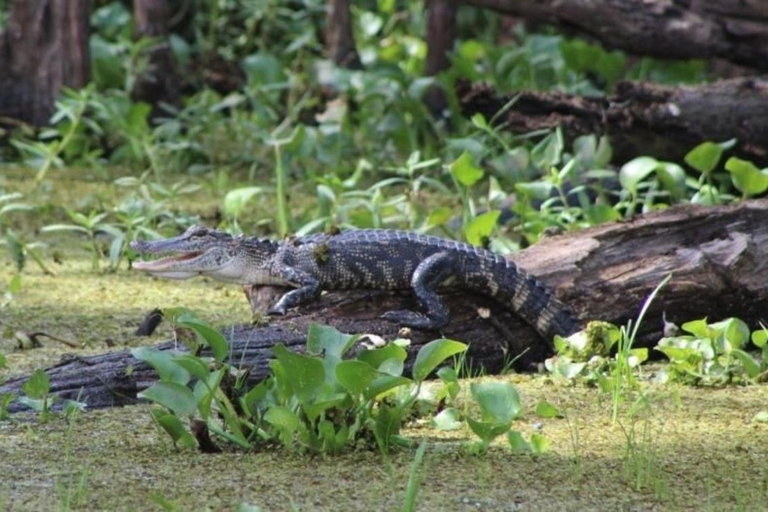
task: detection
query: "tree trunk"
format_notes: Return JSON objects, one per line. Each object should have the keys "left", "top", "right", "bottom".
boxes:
{"left": 326, "top": 0, "right": 362, "bottom": 69}
{"left": 466, "top": 0, "right": 768, "bottom": 71}
{"left": 0, "top": 0, "right": 90, "bottom": 126}
{"left": 458, "top": 77, "right": 768, "bottom": 165}
{"left": 3, "top": 199, "right": 768, "bottom": 412}
{"left": 132, "top": 0, "right": 181, "bottom": 108}
{"left": 424, "top": 0, "right": 458, "bottom": 115}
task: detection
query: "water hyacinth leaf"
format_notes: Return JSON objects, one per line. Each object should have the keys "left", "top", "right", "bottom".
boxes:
{"left": 264, "top": 406, "right": 300, "bottom": 434}
{"left": 535, "top": 400, "right": 563, "bottom": 419}
{"left": 508, "top": 430, "right": 532, "bottom": 453}
{"left": 412, "top": 339, "right": 468, "bottom": 382}
{"left": 151, "top": 409, "right": 197, "bottom": 449}
{"left": 681, "top": 318, "right": 710, "bottom": 339}
{"left": 464, "top": 210, "right": 500, "bottom": 247}
{"left": 714, "top": 317, "right": 750, "bottom": 349}
{"left": 177, "top": 316, "right": 229, "bottom": 364}
{"left": 656, "top": 163, "right": 686, "bottom": 199}
{"left": 732, "top": 350, "right": 761, "bottom": 379}
{"left": 619, "top": 156, "right": 658, "bottom": 194}
{"left": 752, "top": 328, "right": 768, "bottom": 348}
{"left": 531, "top": 434, "right": 550, "bottom": 454}
{"left": 450, "top": 151, "right": 484, "bottom": 187}
{"left": 139, "top": 382, "right": 197, "bottom": 416}
{"left": 336, "top": 360, "right": 380, "bottom": 395}
{"left": 306, "top": 323, "right": 359, "bottom": 359}
{"left": 724, "top": 157, "right": 768, "bottom": 196}
{"left": 357, "top": 343, "right": 408, "bottom": 370}
{"left": 467, "top": 417, "right": 510, "bottom": 443}
{"left": 432, "top": 408, "right": 463, "bottom": 430}
{"left": 131, "top": 347, "right": 191, "bottom": 385}
{"left": 364, "top": 375, "right": 412, "bottom": 400}
{"left": 684, "top": 141, "right": 724, "bottom": 174}
{"left": 273, "top": 344, "right": 325, "bottom": 403}
{"left": 172, "top": 355, "right": 211, "bottom": 382}
{"left": 470, "top": 381, "right": 522, "bottom": 424}
{"left": 22, "top": 369, "right": 50, "bottom": 399}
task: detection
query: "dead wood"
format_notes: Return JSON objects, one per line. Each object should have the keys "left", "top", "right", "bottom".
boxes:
{"left": 466, "top": 0, "right": 768, "bottom": 71}
{"left": 2, "top": 199, "right": 768, "bottom": 412}
{"left": 459, "top": 78, "right": 768, "bottom": 165}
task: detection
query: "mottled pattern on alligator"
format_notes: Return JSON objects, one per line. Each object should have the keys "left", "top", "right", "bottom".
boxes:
{"left": 132, "top": 227, "right": 580, "bottom": 342}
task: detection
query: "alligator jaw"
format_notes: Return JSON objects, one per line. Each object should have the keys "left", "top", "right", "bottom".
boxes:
{"left": 133, "top": 252, "right": 203, "bottom": 272}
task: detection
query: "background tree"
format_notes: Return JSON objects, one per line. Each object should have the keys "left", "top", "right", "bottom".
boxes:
{"left": 0, "top": 0, "right": 90, "bottom": 126}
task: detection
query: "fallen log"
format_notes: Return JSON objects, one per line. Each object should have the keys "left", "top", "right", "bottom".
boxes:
{"left": 2, "top": 199, "right": 768, "bottom": 411}
{"left": 467, "top": 0, "right": 768, "bottom": 71}
{"left": 459, "top": 78, "right": 768, "bottom": 165}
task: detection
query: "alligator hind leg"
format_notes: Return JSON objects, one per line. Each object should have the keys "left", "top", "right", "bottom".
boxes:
{"left": 382, "top": 252, "right": 457, "bottom": 330}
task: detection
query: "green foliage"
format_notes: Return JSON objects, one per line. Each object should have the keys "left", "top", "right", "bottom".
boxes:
{"left": 136, "top": 314, "right": 468, "bottom": 455}
{"left": 656, "top": 318, "right": 768, "bottom": 385}
{"left": 16, "top": 369, "right": 55, "bottom": 421}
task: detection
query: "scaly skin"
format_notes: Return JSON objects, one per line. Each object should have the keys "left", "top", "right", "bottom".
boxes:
{"left": 131, "top": 226, "right": 580, "bottom": 342}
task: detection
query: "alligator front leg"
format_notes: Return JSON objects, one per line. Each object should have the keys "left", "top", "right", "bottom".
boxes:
{"left": 267, "top": 267, "right": 322, "bottom": 315}
{"left": 382, "top": 251, "right": 455, "bottom": 330}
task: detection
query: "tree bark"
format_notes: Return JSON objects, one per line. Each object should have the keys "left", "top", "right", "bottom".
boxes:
{"left": 132, "top": 0, "right": 181, "bottom": 107}
{"left": 458, "top": 77, "right": 768, "bottom": 165}
{"left": 466, "top": 0, "right": 768, "bottom": 71}
{"left": 0, "top": 0, "right": 90, "bottom": 126}
{"left": 326, "top": 0, "right": 362, "bottom": 69}
{"left": 3, "top": 199, "right": 768, "bottom": 412}
{"left": 424, "top": 0, "right": 458, "bottom": 114}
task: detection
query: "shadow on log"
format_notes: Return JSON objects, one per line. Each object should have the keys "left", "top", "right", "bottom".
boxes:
{"left": 2, "top": 199, "right": 768, "bottom": 412}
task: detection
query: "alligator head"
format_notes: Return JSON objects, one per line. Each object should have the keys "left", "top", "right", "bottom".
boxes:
{"left": 131, "top": 225, "right": 280, "bottom": 285}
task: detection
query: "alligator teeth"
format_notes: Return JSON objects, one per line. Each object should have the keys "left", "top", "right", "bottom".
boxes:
{"left": 133, "top": 252, "right": 203, "bottom": 270}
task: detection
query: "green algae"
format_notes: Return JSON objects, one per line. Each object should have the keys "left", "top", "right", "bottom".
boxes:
{"left": 2, "top": 169, "right": 768, "bottom": 510}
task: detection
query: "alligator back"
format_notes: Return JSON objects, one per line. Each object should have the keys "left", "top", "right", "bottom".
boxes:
{"left": 291, "top": 229, "right": 579, "bottom": 340}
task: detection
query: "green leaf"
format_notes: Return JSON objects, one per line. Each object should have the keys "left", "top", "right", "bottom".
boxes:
{"left": 5, "top": 232, "right": 24, "bottom": 272}
{"left": 710, "top": 317, "right": 750, "bottom": 349}
{"left": 273, "top": 344, "right": 325, "bottom": 403}
{"left": 752, "top": 411, "right": 768, "bottom": 423}
{"left": 725, "top": 157, "right": 768, "bottom": 196}
{"left": 619, "top": 156, "right": 658, "bottom": 194}
{"left": 150, "top": 409, "right": 197, "bottom": 449}
{"left": 681, "top": 319, "right": 710, "bottom": 339}
{"left": 172, "top": 355, "right": 211, "bottom": 382}
{"left": 530, "top": 433, "right": 550, "bottom": 454}
{"left": 131, "top": 347, "right": 191, "bottom": 385}
{"left": 357, "top": 343, "right": 408, "bottom": 371}
{"left": 732, "top": 349, "right": 761, "bottom": 379}
{"left": 306, "top": 323, "right": 359, "bottom": 359}
{"left": 224, "top": 187, "right": 263, "bottom": 219}
{"left": 139, "top": 382, "right": 197, "bottom": 416}
{"left": 507, "top": 430, "right": 532, "bottom": 453}
{"left": 336, "top": 360, "right": 380, "bottom": 396}
{"left": 264, "top": 406, "right": 300, "bottom": 434}
{"left": 22, "top": 369, "right": 50, "bottom": 399}
{"left": 364, "top": 375, "right": 412, "bottom": 400}
{"left": 751, "top": 328, "right": 768, "bottom": 349}
{"left": 685, "top": 142, "right": 724, "bottom": 174}
{"left": 412, "top": 339, "right": 468, "bottom": 382}
{"left": 470, "top": 381, "right": 522, "bottom": 424}
{"left": 467, "top": 417, "right": 510, "bottom": 443}
{"left": 450, "top": 151, "right": 484, "bottom": 187}
{"left": 0, "top": 352, "right": 6, "bottom": 369}
{"left": 656, "top": 163, "right": 686, "bottom": 199}
{"left": 535, "top": 400, "right": 563, "bottom": 419}
{"left": 531, "top": 129, "right": 564, "bottom": 169}
{"left": 464, "top": 210, "right": 500, "bottom": 247}
{"left": 471, "top": 113, "right": 489, "bottom": 130}
{"left": 432, "top": 408, "right": 463, "bottom": 430}
{"left": 177, "top": 316, "right": 229, "bottom": 364}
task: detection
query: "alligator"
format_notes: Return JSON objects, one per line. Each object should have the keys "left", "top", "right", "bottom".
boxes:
{"left": 131, "top": 226, "right": 580, "bottom": 342}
